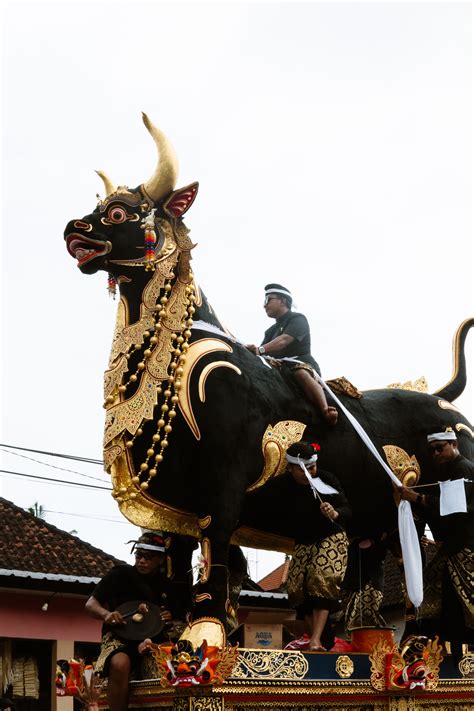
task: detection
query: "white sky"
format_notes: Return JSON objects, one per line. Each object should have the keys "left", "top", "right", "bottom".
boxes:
{"left": 1, "top": 1, "right": 473, "bottom": 582}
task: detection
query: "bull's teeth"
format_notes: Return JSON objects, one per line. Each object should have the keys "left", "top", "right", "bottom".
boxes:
{"left": 76, "top": 248, "right": 94, "bottom": 259}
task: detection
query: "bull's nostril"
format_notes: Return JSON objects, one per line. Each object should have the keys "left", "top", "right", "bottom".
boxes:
{"left": 73, "top": 220, "right": 92, "bottom": 232}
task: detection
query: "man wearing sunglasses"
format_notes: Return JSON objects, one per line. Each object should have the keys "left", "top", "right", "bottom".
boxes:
{"left": 85, "top": 531, "right": 181, "bottom": 711}
{"left": 399, "top": 429, "right": 473, "bottom": 659}
{"left": 246, "top": 283, "right": 338, "bottom": 425}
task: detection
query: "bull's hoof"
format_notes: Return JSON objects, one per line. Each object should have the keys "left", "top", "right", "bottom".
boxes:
{"left": 180, "top": 616, "right": 226, "bottom": 647}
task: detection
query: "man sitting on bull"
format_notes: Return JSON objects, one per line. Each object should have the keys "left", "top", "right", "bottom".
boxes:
{"left": 246, "top": 283, "right": 338, "bottom": 425}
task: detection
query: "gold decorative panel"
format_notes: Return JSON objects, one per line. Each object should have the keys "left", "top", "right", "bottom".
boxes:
{"left": 231, "top": 649, "right": 308, "bottom": 680}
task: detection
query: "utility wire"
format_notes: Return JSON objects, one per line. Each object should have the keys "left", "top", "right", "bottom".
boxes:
{"left": 0, "top": 443, "right": 103, "bottom": 465}
{"left": 0, "top": 448, "right": 109, "bottom": 484}
{"left": 0, "top": 469, "right": 111, "bottom": 491}
{"left": 44, "top": 509, "right": 128, "bottom": 524}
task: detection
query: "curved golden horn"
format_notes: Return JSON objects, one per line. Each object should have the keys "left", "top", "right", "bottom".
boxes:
{"left": 141, "top": 112, "right": 179, "bottom": 203}
{"left": 95, "top": 170, "right": 116, "bottom": 197}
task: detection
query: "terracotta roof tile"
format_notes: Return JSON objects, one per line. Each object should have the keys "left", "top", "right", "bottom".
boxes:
{"left": 0, "top": 497, "right": 124, "bottom": 577}
{"left": 257, "top": 558, "right": 290, "bottom": 592}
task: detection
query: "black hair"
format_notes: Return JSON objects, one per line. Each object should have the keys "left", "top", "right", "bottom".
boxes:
{"left": 287, "top": 441, "right": 318, "bottom": 459}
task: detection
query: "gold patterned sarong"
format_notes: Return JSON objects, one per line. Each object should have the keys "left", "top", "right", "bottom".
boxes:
{"left": 420, "top": 546, "right": 474, "bottom": 628}
{"left": 94, "top": 631, "right": 127, "bottom": 677}
{"left": 287, "top": 532, "right": 348, "bottom": 610}
{"left": 343, "top": 583, "right": 387, "bottom": 631}
{"left": 94, "top": 630, "right": 163, "bottom": 680}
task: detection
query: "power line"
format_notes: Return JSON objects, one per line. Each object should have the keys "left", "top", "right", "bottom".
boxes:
{"left": 0, "top": 443, "right": 103, "bottom": 465}
{"left": 1, "top": 469, "right": 111, "bottom": 491}
{"left": 0, "top": 448, "right": 110, "bottom": 484}
{"left": 44, "top": 509, "right": 129, "bottom": 524}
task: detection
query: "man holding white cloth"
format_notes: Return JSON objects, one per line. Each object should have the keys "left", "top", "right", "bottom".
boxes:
{"left": 399, "top": 428, "right": 473, "bottom": 655}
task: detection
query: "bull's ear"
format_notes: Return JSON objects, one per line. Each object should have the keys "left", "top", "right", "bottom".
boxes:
{"left": 163, "top": 182, "right": 199, "bottom": 218}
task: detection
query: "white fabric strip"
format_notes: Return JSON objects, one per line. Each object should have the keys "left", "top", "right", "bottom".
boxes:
{"left": 318, "top": 375, "right": 423, "bottom": 608}
{"left": 286, "top": 453, "right": 339, "bottom": 496}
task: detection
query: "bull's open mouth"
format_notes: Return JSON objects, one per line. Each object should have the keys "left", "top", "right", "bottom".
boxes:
{"left": 65, "top": 233, "right": 112, "bottom": 267}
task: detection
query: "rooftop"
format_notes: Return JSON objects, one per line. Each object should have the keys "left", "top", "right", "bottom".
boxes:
{"left": 0, "top": 497, "right": 124, "bottom": 582}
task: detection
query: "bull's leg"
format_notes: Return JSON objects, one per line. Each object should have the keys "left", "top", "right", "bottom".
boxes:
{"left": 192, "top": 482, "right": 245, "bottom": 626}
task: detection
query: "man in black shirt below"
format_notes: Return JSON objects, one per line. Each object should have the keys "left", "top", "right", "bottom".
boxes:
{"left": 399, "top": 428, "right": 474, "bottom": 658}
{"left": 246, "top": 283, "right": 338, "bottom": 424}
{"left": 282, "top": 441, "right": 350, "bottom": 651}
{"left": 85, "top": 531, "right": 181, "bottom": 711}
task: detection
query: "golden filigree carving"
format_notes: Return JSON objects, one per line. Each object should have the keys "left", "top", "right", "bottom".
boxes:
{"left": 175, "top": 220, "right": 196, "bottom": 251}
{"left": 370, "top": 637, "right": 444, "bottom": 692}
{"left": 335, "top": 655, "right": 354, "bottom": 679}
{"left": 438, "top": 399, "right": 461, "bottom": 412}
{"left": 247, "top": 420, "right": 306, "bottom": 493}
{"left": 188, "top": 698, "right": 224, "bottom": 711}
{"left": 178, "top": 338, "right": 236, "bottom": 440}
{"left": 383, "top": 445, "right": 421, "bottom": 487}
{"left": 104, "top": 370, "right": 160, "bottom": 447}
{"left": 387, "top": 700, "right": 417, "bottom": 711}
{"left": 456, "top": 423, "right": 474, "bottom": 438}
{"left": 387, "top": 377, "right": 428, "bottom": 392}
{"left": 231, "top": 649, "right": 308, "bottom": 680}
{"left": 110, "top": 445, "right": 201, "bottom": 536}
{"left": 370, "top": 640, "right": 398, "bottom": 691}
{"left": 198, "top": 515, "right": 211, "bottom": 529}
{"left": 104, "top": 443, "right": 124, "bottom": 471}
{"left": 326, "top": 376, "right": 362, "bottom": 398}
{"left": 103, "top": 355, "right": 129, "bottom": 400}
{"left": 458, "top": 652, "right": 474, "bottom": 677}
{"left": 107, "top": 254, "right": 177, "bottom": 367}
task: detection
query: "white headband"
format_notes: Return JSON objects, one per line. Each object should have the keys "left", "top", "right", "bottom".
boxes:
{"left": 135, "top": 542, "right": 165, "bottom": 552}
{"left": 286, "top": 452, "right": 339, "bottom": 497}
{"left": 286, "top": 453, "right": 318, "bottom": 465}
{"left": 265, "top": 288, "right": 292, "bottom": 299}
{"left": 427, "top": 430, "right": 457, "bottom": 443}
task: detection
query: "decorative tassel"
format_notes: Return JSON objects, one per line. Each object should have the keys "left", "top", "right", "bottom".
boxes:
{"left": 107, "top": 273, "right": 117, "bottom": 299}
{"left": 141, "top": 209, "right": 157, "bottom": 270}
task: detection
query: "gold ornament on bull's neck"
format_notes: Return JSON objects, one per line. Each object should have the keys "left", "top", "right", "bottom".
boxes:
{"left": 103, "top": 250, "right": 196, "bottom": 496}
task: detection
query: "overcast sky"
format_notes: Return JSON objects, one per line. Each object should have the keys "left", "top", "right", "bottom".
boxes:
{"left": 1, "top": 1, "right": 473, "bottom": 581}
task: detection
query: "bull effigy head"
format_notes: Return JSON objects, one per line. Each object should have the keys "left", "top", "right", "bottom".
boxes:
{"left": 64, "top": 115, "right": 204, "bottom": 507}
{"left": 64, "top": 113, "right": 198, "bottom": 277}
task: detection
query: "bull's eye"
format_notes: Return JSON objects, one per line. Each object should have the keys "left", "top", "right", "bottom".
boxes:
{"left": 108, "top": 206, "right": 127, "bottom": 223}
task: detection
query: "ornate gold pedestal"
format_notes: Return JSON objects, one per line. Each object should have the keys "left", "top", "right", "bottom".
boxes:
{"left": 98, "top": 649, "right": 474, "bottom": 710}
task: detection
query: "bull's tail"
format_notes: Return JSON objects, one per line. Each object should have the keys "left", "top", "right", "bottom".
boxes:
{"left": 432, "top": 317, "right": 474, "bottom": 402}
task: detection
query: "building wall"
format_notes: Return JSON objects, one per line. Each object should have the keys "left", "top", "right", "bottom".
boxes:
{"left": 0, "top": 591, "right": 101, "bottom": 642}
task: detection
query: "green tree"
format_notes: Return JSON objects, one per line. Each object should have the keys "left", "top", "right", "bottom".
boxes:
{"left": 27, "top": 502, "right": 46, "bottom": 519}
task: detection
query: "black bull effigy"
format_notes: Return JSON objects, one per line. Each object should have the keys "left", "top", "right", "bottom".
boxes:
{"left": 64, "top": 114, "right": 474, "bottom": 623}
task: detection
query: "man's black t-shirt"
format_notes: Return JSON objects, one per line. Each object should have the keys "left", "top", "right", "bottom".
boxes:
{"left": 420, "top": 455, "right": 474, "bottom": 553}
{"left": 262, "top": 311, "right": 320, "bottom": 373}
{"left": 92, "top": 564, "right": 178, "bottom": 617}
